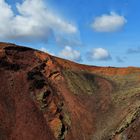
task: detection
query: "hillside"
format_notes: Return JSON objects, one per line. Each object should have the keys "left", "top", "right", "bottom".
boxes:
{"left": 0, "top": 42, "right": 140, "bottom": 140}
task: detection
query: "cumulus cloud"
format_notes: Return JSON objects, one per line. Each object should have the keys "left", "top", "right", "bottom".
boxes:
{"left": 40, "top": 47, "right": 55, "bottom": 55}
{"left": 59, "top": 46, "right": 82, "bottom": 62}
{"left": 40, "top": 47, "right": 48, "bottom": 53}
{"left": 127, "top": 47, "right": 140, "bottom": 54}
{"left": 0, "top": 0, "right": 77, "bottom": 42}
{"left": 91, "top": 12, "right": 127, "bottom": 32}
{"left": 87, "top": 48, "right": 111, "bottom": 61}
{"left": 0, "top": 0, "right": 14, "bottom": 38}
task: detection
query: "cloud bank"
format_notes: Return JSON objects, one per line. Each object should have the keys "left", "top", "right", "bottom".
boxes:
{"left": 87, "top": 48, "right": 111, "bottom": 61}
{"left": 0, "top": 0, "right": 77, "bottom": 42}
{"left": 59, "top": 46, "right": 81, "bottom": 62}
{"left": 92, "top": 12, "right": 127, "bottom": 32}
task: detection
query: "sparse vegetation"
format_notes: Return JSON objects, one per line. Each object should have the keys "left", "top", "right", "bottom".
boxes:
{"left": 62, "top": 69, "right": 97, "bottom": 95}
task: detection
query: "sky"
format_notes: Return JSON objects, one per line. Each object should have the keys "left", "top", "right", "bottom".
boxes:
{"left": 0, "top": 0, "right": 140, "bottom": 67}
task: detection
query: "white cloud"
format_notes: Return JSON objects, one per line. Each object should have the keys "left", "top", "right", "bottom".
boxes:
{"left": 0, "top": 0, "right": 77, "bottom": 41}
{"left": 87, "top": 48, "right": 111, "bottom": 61}
{"left": 0, "top": 0, "right": 14, "bottom": 38}
{"left": 59, "top": 46, "right": 81, "bottom": 62}
{"left": 92, "top": 12, "right": 127, "bottom": 32}
{"left": 40, "top": 47, "right": 55, "bottom": 55}
{"left": 40, "top": 47, "right": 48, "bottom": 53}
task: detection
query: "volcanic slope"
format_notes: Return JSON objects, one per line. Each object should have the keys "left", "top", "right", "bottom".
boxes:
{"left": 0, "top": 42, "right": 140, "bottom": 140}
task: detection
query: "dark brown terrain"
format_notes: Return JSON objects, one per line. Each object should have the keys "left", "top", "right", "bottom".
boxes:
{"left": 0, "top": 42, "right": 140, "bottom": 140}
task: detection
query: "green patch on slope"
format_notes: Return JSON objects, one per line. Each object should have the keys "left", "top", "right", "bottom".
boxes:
{"left": 62, "top": 70, "right": 97, "bottom": 95}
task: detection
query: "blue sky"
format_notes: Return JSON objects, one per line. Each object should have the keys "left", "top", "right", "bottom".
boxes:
{"left": 1, "top": 0, "right": 140, "bottom": 67}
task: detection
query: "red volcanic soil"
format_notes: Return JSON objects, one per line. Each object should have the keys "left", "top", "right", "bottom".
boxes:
{"left": 0, "top": 42, "right": 140, "bottom": 140}
{"left": 54, "top": 56, "right": 140, "bottom": 76}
